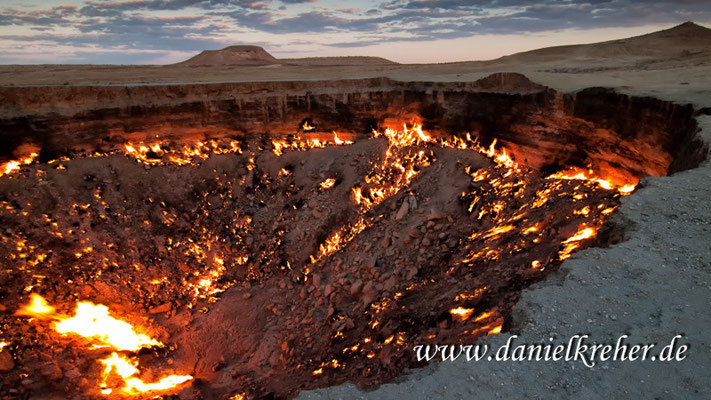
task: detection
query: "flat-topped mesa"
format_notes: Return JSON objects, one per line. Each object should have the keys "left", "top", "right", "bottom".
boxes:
{"left": 178, "top": 45, "right": 280, "bottom": 66}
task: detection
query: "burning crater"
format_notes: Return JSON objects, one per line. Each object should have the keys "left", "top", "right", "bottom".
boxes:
{"left": 0, "top": 74, "right": 705, "bottom": 399}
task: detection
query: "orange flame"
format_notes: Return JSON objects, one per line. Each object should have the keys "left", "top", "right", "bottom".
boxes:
{"left": 559, "top": 224, "right": 598, "bottom": 260}
{"left": 0, "top": 152, "right": 38, "bottom": 177}
{"left": 449, "top": 307, "right": 474, "bottom": 320}
{"left": 319, "top": 178, "right": 336, "bottom": 190}
{"left": 548, "top": 166, "right": 637, "bottom": 195}
{"left": 16, "top": 294, "right": 192, "bottom": 395}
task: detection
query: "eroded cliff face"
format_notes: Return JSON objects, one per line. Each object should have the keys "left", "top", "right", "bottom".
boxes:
{"left": 0, "top": 73, "right": 705, "bottom": 182}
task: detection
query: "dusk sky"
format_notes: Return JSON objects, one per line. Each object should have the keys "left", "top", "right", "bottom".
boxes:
{"left": 1, "top": 0, "right": 710, "bottom": 64}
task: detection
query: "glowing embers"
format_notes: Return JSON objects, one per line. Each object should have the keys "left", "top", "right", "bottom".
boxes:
{"left": 16, "top": 294, "right": 192, "bottom": 396}
{"left": 123, "top": 138, "right": 242, "bottom": 166}
{"left": 458, "top": 150, "right": 619, "bottom": 269}
{"left": 352, "top": 124, "right": 434, "bottom": 210}
{"left": 271, "top": 131, "right": 353, "bottom": 156}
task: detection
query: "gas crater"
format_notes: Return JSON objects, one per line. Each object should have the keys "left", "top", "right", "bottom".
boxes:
{"left": 0, "top": 73, "right": 705, "bottom": 399}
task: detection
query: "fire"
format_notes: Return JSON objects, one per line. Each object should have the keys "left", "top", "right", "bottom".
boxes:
{"left": 0, "top": 152, "right": 38, "bottom": 177}
{"left": 16, "top": 294, "right": 192, "bottom": 395}
{"left": 449, "top": 307, "right": 474, "bottom": 320}
{"left": 373, "top": 123, "right": 431, "bottom": 148}
{"left": 123, "top": 139, "right": 242, "bottom": 166}
{"left": 302, "top": 121, "right": 316, "bottom": 131}
{"left": 481, "top": 139, "right": 516, "bottom": 168}
{"left": 100, "top": 352, "right": 193, "bottom": 395}
{"left": 55, "top": 302, "right": 162, "bottom": 351}
{"left": 353, "top": 123, "right": 433, "bottom": 210}
{"left": 16, "top": 292, "right": 55, "bottom": 317}
{"left": 320, "top": 178, "right": 336, "bottom": 190}
{"left": 271, "top": 131, "right": 352, "bottom": 156}
{"left": 559, "top": 224, "right": 598, "bottom": 260}
{"left": 547, "top": 166, "right": 637, "bottom": 194}
{"left": 333, "top": 132, "right": 351, "bottom": 145}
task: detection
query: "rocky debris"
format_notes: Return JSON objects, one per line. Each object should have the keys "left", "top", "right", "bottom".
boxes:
{"left": 0, "top": 129, "right": 627, "bottom": 399}
{"left": 395, "top": 200, "right": 409, "bottom": 221}
{"left": 0, "top": 350, "right": 14, "bottom": 372}
{"left": 149, "top": 302, "right": 172, "bottom": 314}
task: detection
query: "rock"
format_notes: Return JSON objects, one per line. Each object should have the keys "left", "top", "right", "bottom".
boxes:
{"left": 395, "top": 200, "right": 409, "bottom": 221}
{"left": 427, "top": 209, "right": 446, "bottom": 221}
{"left": 41, "top": 362, "right": 63, "bottom": 381}
{"left": 149, "top": 302, "right": 172, "bottom": 314}
{"left": 211, "top": 360, "right": 225, "bottom": 372}
{"left": 350, "top": 280, "right": 363, "bottom": 296}
{"left": 407, "top": 196, "right": 418, "bottom": 210}
{"left": 0, "top": 350, "right": 14, "bottom": 372}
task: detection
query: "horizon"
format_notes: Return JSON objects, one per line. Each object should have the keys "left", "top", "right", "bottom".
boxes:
{"left": 0, "top": 1, "right": 710, "bottom": 65}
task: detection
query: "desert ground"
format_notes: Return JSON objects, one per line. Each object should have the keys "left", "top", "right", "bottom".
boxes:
{"left": 0, "top": 22, "right": 709, "bottom": 399}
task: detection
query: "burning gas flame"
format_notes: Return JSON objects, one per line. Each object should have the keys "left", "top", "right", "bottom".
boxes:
{"left": 320, "top": 178, "right": 336, "bottom": 190}
{"left": 16, "top": 294, "right": 192, "bottom": 395}
{"left": 449, "top": 307, "right": 474, "bottom": 320}
{"left": 559, "top": 224, "right": 598, "bottom": 260}
{"left": 16, "top": 294, "right": 161, "bottom": 351}
{"left": 0, "top": 152, "right": 38, "bottom": 177}
{"left": 100, "top": 352, "right": 193, "bottom": 395}
{"left": 302, "top": 121, "right": 316, "bottom": 131}
{"left": 547, "top": 166, "right": 637, "bottom": 195}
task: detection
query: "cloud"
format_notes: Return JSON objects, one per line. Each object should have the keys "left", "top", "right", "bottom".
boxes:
{"left": 0, "top": 0, "right": 710, "bottom": 64}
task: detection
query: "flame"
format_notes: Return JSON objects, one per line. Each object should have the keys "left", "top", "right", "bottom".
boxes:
{"left": 488, "top": 325, "right": 502, "bottom": 335}
{"left": 15, "top": 293, "right": 56, "bottom": 318}
{"left": 320, "top": 178, "right": 336, "bottom": 190}
{"left": 271, "top": 132, "right": 352, "bottom": 156}
{"left": 16, "top": 294, "right": 161, "bottom": 351}
{"left": 481, "top": 139, "right": 516, "bottom": 168}
{"left": 302, "top": 121, "right": 315, "bottom": 131}
{"left": 559, "top": 224, "right": 598, "bottom": 260}
{"left": 123, "top": 139, "right": 242, "bottom": 166}
{"left": 0, "top": 152, "right": 38, "bottom": 177}
{"left": 100, "top": 352, "right": 193, "bottom": 395}
{"left": 449, "top": 307, "right": 474, "bottom": 320}
{"left": 473, "top": 310, "right": 495, "bottom": 322}
{"left": 548, "top": 166, "right": 637, "bottom": 195}
{"left": 333, "top": 132, "right": 352, "bottom": 145}
{"left": 16, "top": 294, "right": 192, "bottom": 395}
{"left": 353, "top": 123, "right": 433, "bottom": 210}
{"left": 55, "top": 302, "right": 162, "bottom": 351}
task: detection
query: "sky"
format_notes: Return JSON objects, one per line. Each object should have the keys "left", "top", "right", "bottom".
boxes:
{"left": 0, "top": 0, "right": 710, "bottom": 64}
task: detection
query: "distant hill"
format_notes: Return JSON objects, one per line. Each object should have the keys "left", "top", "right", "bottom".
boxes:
{"left": 178, "top": 45, "right": 280, "bottom": 66}
{"left": 495, "top": 22, "right": 711, "bottom": 64}
{"left": 176, "top": 45, "right": 397, "bottom": 67}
